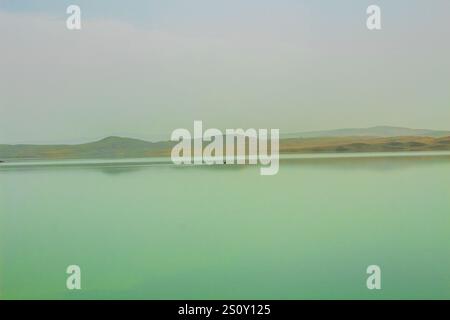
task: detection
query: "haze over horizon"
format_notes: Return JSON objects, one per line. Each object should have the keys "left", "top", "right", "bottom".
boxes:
{"left": 1, "top": 125, "right": 449, "bottom": 145}
{"left": 1, "top": 0, "right": 449, "bottom": 144}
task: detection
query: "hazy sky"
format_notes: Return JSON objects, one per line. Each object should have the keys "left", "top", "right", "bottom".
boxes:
{"left": 1, "top": 0, "right": 449, "bottom": 144}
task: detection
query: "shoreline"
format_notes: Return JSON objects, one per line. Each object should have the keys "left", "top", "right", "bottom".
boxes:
{"left": 1, "top": 150, "right": 450, "bottom": 169}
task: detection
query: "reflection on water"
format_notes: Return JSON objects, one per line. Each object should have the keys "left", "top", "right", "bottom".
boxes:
{"left": 2, "top": 152, "right": 450, "bottom": 174}
{"left": 1, "top": 152, "right": 450, "bottom": 299}
{"left": 282, "top": 154, "right": 450, "bottom": 171}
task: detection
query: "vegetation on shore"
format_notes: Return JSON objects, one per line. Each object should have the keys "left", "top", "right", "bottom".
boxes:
{"left": 1, "top": 134, "right": 450, "bottom": 161}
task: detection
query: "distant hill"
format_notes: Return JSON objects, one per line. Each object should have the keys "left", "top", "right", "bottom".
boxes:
{"left": 1, "top": 128, "right": 450, "bottom": 161}
{"left": 280, "top": 135, "right": 450, "bottom": 154}
{"left": 0, "top": 136, "right": 175, "bottom": 160}
{"left": 282, "top": 126, "right": 450, "bottom": 139}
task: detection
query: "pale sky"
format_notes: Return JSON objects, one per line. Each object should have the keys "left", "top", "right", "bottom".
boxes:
{"left": 0, "top": 0, "right": 449, "bottom": 144}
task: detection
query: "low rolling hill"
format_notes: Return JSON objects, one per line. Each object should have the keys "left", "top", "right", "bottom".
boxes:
{"left": 1, "top": 127, "right": 450, "bottom": 161}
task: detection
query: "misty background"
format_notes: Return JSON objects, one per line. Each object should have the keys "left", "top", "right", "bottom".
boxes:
{"left": 0, "top": 0, "right": 449, "bottom": 144}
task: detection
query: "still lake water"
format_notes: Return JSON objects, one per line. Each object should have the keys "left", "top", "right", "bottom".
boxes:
{"left": 1, "top": 153, "right": 449, "bottom": 299}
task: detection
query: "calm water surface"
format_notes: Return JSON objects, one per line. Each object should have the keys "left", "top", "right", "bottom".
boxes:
{"left": 1, "top": 153, "right": 449, "bottom": 299}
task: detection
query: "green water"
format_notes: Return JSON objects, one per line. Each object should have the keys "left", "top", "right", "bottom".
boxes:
{"left": 1, "top": 154, "right": 449, "bottom": 299}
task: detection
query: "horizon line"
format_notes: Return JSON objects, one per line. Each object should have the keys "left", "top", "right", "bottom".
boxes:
{"left": 2, "top": 125, "right": 450, "bottom": 146}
